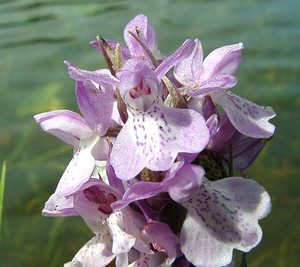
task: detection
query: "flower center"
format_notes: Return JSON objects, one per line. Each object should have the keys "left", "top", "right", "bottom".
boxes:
{"left": 129, "top": 78, "right": 151, "bottom": 99}
{"left": 83, "top": 185, "right": 117, "bottom": 214}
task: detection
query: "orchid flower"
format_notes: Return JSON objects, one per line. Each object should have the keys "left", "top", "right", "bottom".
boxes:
{"left": 34, "top": 80, "right": 113, "bottom": 197}
{"left": 63, "top": 177, "right": 179, "bottom": 267}
{"left": 174, "top": 39, "right": 276, "bottom": 138}
{"left": 34, "top": 13, "right": 275, "bottom": 267}
{"left": 110, "top": 59, "right": 209, "bottom": 180}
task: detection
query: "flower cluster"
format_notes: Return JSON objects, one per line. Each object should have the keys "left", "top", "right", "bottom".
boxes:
{"left": 34, "top": 14, "right": 275, "bottom": 267}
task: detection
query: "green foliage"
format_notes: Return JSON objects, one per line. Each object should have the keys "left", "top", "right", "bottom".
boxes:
{"left": 0, "top": 161, "right": 7, "bottom": 232}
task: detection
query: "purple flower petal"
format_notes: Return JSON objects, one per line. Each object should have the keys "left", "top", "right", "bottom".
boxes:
{"left": 64, "top": 60, "right": 119, "bottom": 88}
{"left": 180, "top": 177, "right": 271, "bottom": 267}
{"left": 155, "top": 39, "right": 196, "bottom": 81}
{"left": 141, "top": 221, "right": 179, "bottom": 265}
{"left": 124, "top": 14, "right": 158, "bottom": 62}
{"left": 72, "top": 179, "right": 120, "bottom": 222}
{"left": 71, "top": 229, "right": 115, "bottom": 267}
{"left": 166, "top": 164, "right": 204, "bottom": 203}
{"left": 112, "top": 181, "right": 166, "bottom": 211}
{"left": 42, "top": 193, "right": 78, "bottom": 217}
{"left": 128, "top": 252, "right": 165, "bottom": 267}
{"left": 188, "top": 74, "right": 237, "bottom": 96}
{"left": 34, "top": 110, "right": 92, "bottom": 146}
{"left": 76, "top": 81, "right": 113, "bottom": 135}
{"left": 117, "top": 59, "right": 159, "bottom": 111}
{"left": 202, "top": 42, "right": 244, "bottom": 80}
{"left": 174, "top": 41, "right": 243, "bottom": 96}
{"left": 221, "top": 132, "right": 267, "bottom": 171}
{"left": 55, "top": 138, "right": 96, "bottom": 196}
{"left": 110, "top": 102, "right": 209, "bottom": 180}
{"left": 173, "top": 38, "right": 203, "bottom": 84}
{"left": 212, "top": 91, "right": 276, "bottom": 138}
{"left": 107, "top": 211, "right": 136, "bottom": 254}
{"left": 207, "top": 112, "right": 236, "bottom": 151}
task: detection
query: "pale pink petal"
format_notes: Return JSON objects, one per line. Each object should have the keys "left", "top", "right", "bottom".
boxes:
{"left": 156, "top": 39, "right": 196, "bottom": 81}
{"left": 76, "top": 81, "right": 113, "bottom": 136}
{"left": 64, "top": 60, "right": 119, "bottom": 87}
{"left": 173, "top": 38, "right": 203, "bottom": 84}
{"left": 212, "top": 91, "right": 275, "bottom": 138}
{"left": 55, "top": 138, "right": 97, "bottom": 196}
{"left": 202, "top": 43, "right": 244, "bottom": 80}
{"left": 166, "top": 164, "right": 204, "bottom": 203}
{"left": 141, "top": 221, "right": 179, "bottom": 265}
{"left": 107, "top": 211, "right": 136, "bottom": 254}
{"left": 188, "top": 74, "right": 237, "bottom": 96}
{"left": 110, "top": 102, "right": 209, "bottom": 180}
{"left": 128, "top": 253, "right": 165, "bottom": 267}
{"left": 72, "top": 228, "right": 115, "bottom": 267}
{"left": 42, "top": 193, "right": 77, "bottom": 217}
{"left": 72, "top": 179, "right": 120, "bottom": 222}
{"left": 124, "top": 14, "right": 158, "bottom": 62}
{"left": 34, "top": 110, "right": 92, "bottom": 146}
{"left": 180, "top": 177, "right": 271, "bottom": 267}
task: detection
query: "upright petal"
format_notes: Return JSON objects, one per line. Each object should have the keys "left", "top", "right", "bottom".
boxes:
{"left": 76, "top": 81, "right": 113, "bottom": 136}
{"left": 202, "top": 43, "right": 244, "bottom": 80}
{"left": 124, "top": 14, "right": 158, "bottom": 61}
{"left": 173, "top": 39, "right": 203, "bottom": 84}
{"left": 212, "top": 91, "right": 276, "bottom": 138}
{"left": 156, "top": 39, "right": 196, "bottom": 81}
{"left": 180, "top": 177, "right": 271, "bottom": 267}
{"left": 34, "top": 110, "right": 92, "bottom": 146}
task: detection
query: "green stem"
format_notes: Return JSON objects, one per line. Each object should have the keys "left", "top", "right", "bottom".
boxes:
{"left": 239, "top": 252, "right": 248, "bottom": 267}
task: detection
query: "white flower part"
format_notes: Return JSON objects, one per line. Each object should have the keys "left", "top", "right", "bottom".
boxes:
{"left": 55, "top": 136, "right": 99, "bottom": 196}
{"left": 42, "top": 193, "right": 77, "bottom": 217}
{"left": 71, "top": 226, "right": 115, "bottom": 267}
{"left": 91, "top": 160, "right": 109, "bottom": 184}
{"left": 180, "top": 177, "right": 271, "bottom": 267}
{"left": 128, "top": 252, "right": 169, "bottom": 267}
{"left": 64, "top": 261, "right": 82, "bottom": 267}
{"left": 211, "top": 91, "right": 275, "bottom": 138}
{"left": 107, "top": 210, "right": 136, "bottom": 255}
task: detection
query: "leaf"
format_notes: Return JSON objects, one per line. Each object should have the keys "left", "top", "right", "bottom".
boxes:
{"left": 0, "top": 161, "right": 7, "bottom": 232}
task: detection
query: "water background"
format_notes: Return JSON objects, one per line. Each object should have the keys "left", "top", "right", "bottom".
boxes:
{"left": 0, "top": 0, "right": 299, "bottom": 266}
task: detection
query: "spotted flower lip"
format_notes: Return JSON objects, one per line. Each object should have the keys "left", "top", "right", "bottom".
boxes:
{"left": 110, "top": 59, "right": 210, "bottom": 180}
{"left": 180, "top": 177, "right": 271, "bottom": 267}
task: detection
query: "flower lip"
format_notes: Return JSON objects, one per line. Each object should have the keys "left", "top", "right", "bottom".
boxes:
{"left": 83, "top": 185, "right": 117, "bottom": 215}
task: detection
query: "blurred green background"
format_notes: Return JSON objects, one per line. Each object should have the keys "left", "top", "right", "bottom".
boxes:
{"left": 0, "top": 0, "right": 299, "bottom": 266}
